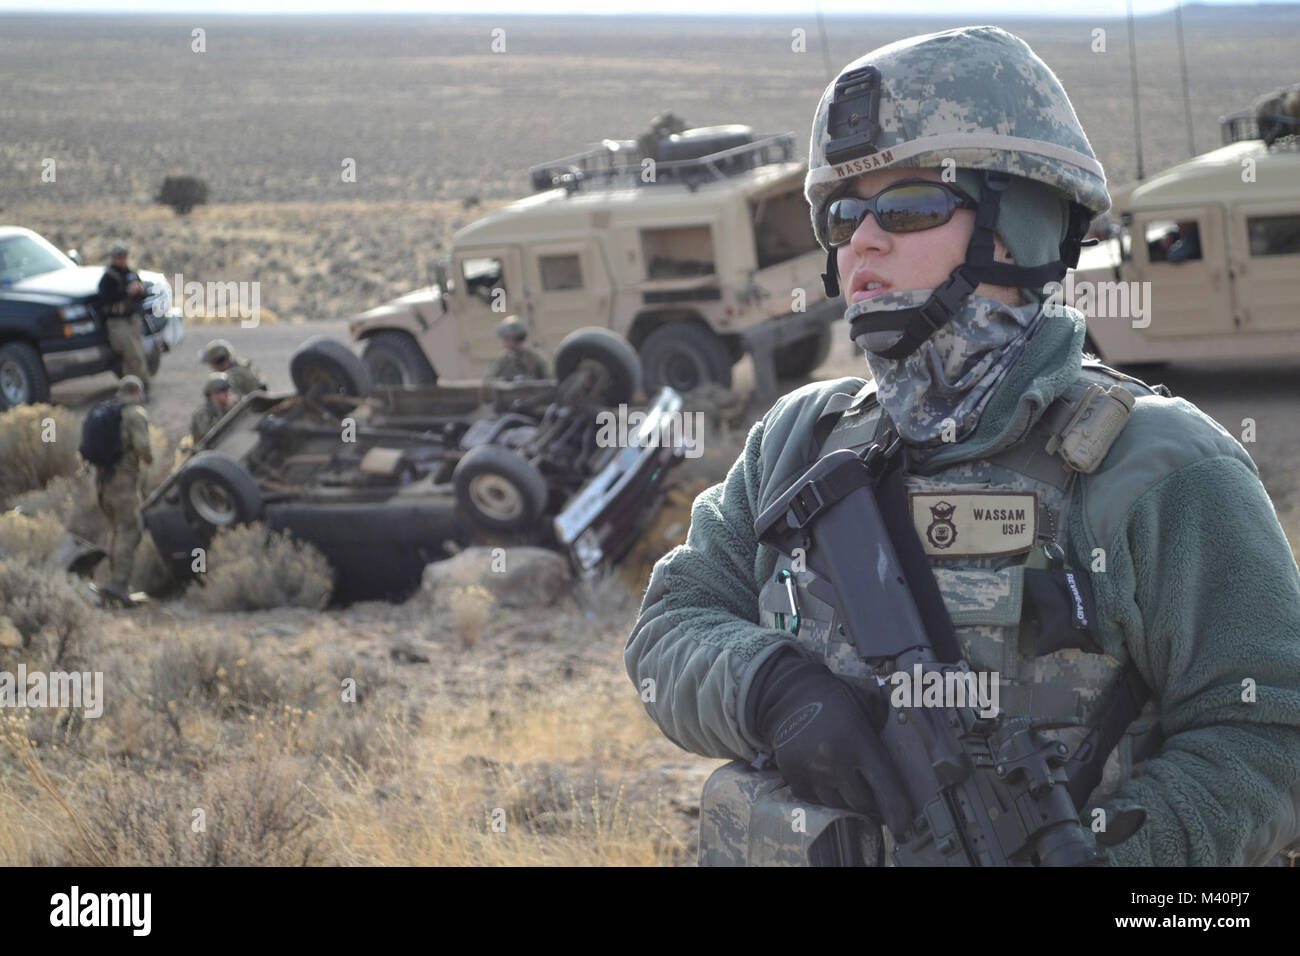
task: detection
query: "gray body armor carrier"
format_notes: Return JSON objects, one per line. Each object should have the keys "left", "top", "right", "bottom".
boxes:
{"left": 701, "top": 361, "right": 1167, "bottom": 866}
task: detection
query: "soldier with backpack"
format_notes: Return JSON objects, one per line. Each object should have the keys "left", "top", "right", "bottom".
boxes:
{"left": 80, "top": 375, "right": 153, "bottom": 607}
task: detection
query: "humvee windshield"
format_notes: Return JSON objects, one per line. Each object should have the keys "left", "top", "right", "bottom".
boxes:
{"left": 750, "top": 187, "right": 820, "bottom": 269}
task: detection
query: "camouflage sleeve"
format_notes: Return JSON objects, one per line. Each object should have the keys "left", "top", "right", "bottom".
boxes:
{"left": 624, "top": 379, "right": 867, "bottom": 760}
{"left": 1089, "top": 455, "right": 1300, "bottom": 866}
{"left": 125, "top": 406, "right": 154, "bottom": 466}
{"left": 535, "top": 350, "right": 551, "bottom": 381}
{"left": 624, "top": 414, "right": 797, "bottom": 761}
{"left": 190, "top": 407, "right": 209, "bottom": 444}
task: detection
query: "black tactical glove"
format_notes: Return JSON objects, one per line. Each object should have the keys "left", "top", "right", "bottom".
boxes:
{"left": 748, "top": 647, "right": 914, "bottom": 836}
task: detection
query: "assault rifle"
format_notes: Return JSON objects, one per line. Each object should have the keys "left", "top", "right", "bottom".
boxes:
{"left": 753, "top": 435, "right": 1133, "bottom": 866}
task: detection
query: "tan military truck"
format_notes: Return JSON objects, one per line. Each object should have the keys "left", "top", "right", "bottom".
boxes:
{"left": 348, "top": 124, "right": 842, "bottom": 397}
{"left": 1072, "top": 87, "right": 1300, "bottom": 365}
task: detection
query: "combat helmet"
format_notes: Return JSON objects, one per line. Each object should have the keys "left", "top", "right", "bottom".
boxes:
{"left": 200, "top": 338, "right": 234, "bottom": 365}
{"left": 204, "top": 371, "right": 232, "bottom": 396}
{"left": 496, "top": 315, "right": 527, "bottom": 342}
{"left": 805, "top": 25, "right": 1110, "bottom": 360}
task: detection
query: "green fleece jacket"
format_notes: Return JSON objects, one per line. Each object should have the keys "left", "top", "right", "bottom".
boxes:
{"left": 625, "top": 307, "right": 1300, "bottom": 866}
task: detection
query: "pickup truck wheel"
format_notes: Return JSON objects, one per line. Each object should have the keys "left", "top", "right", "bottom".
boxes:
{"left": 453, "top": 444, "right": 549, "bottom": 533}
{"left": 0, "top": 342, "right": 50, "bottom": 409}
{"left": 177, "top": 451, "right": 264, "bottom": 528}
{"left": 290, "top": 337, "right": 371, "bottom": 397}
{"left": 774, "top": 326, "right": 833, "bottom": 379}
{"left": 362, "top": 331, "right": 438, "bottom": 386}
{"left": 553, "top": 327, "right": 642, "bottom": 405}
{"left": 640, "top": 323, "right": 732, "bottom": 392}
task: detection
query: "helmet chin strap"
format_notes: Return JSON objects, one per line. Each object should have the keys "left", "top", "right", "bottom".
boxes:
{"left": 822, "top": 171, "right": 1091, "bottom": 361}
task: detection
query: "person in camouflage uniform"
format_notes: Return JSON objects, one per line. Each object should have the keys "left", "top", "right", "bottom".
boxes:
{"left": 95, "top": 375, "right": 153, "bottom": 607}
{"left": 97, "top": 241, "right": 151, "bottom": 397}
{"left": 487, "top": 316, "right": 551, "bottom": 381}
{"left": 626, "top": 26, "right": 1300, "bottom": 866}
{"left": 190, "top": 371, "right": 237, "bottom": 444}
{"left": 199, "top": 338, "right": 265, "bottom": 396}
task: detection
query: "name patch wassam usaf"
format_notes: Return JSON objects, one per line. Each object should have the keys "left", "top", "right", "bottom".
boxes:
{"left": 909, "top": 492, "right": 1038, "bottom": 558}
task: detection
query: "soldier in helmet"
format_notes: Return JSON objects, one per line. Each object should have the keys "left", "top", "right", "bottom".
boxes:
{"left": 487, "top": 316, "right": 551, "bottom": 382}
{"left": 97, "top": 241, "right": 152, "bottom": 397}
{"left": 199, "top": 338, "right": 265, "bottom": 396}
{"left": 85, "top": 375, "right": 153, "bottom": 607}
{"left": 626, "top": 26, "right": 1300, "bottom": 867}
{"left": 190, "top": 371, "right": 237, "bottom": 444}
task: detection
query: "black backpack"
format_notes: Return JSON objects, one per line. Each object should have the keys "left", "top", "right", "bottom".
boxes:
{"left": 79, "top": 401, "right": 125, "bottom": 469}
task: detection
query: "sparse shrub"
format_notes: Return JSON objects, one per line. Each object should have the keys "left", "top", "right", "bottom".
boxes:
{"left": 0, "top": 405, "right": 81, "bottom": 508}
{"left": 12, "top": 471, "right": 105, "bottom": 542}
{"left": 193, "top": 524, "right": 333, "bottom": 611}
{"left": 0, "top": 511, "right": 66, "bottom": 566}
{"left": 0, "top": 560, "right": 91, "bottom": 670}
{"left": 156, "top": 175, "right": 209, "bottom": 216}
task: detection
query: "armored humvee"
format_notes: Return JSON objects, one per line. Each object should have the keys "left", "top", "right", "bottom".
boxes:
{"left": 349, "top": 121, "right": 843, "bottom": 399}
{"left": 1072, "top": 85, "right": 1300, "bottom": 365}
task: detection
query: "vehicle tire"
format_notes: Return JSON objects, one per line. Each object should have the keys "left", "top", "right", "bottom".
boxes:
{"left": 177, "top": 451, "right": 264, "bottom": 528}
{"left": 290, "top": 336, "right": 371, "bottom": 397}
{"left": 0, "top": 341, "right": 50, "bottom": 409}
{"left": 640, "top": 322, "right": 732, "bottom": 392}
{"left": 146, "top": 344, "right": 162, "bottom": 377}
{"left": 361, "top": 330, "right": 438, "bottom": 387}
{"left": 774, "top": 326, "right": 834, "bottom": 379}
{"left": 553, "top": 327, "right": 643, "bottom": 405}
{"left": 452, "top": 444, "right": 549, "bottom": 533}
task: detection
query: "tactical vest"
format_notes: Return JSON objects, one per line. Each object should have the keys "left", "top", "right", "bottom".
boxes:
{"left": 757, "top": 361, "right": 1166, "bottom": 817}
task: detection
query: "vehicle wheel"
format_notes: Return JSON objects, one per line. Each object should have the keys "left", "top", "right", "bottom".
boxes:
{"left": 177, "top": 451, "right": 264, "bottom": 528}
{"left": 640, "top": 322, "right": 732, "bottom": 393}
{"left": 452, "top": 444, "right": 549, "bottom": 533}
{"left": 362, "top": 331, "right": 438, "bottom": 386}
{"left": 290, "top": 336, "right": 371, "bottom": 397}
{"left": 0, "top": 342, "right": 50, "bottom": 409}
{"left": 774, "top": 326, "right": 834, "bottom": 379}
{"left": 553, "top": 327, "right": 643, "bottom": 405}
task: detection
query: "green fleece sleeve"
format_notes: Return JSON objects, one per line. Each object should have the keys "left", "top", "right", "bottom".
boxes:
{"left": 1088, "top": 455, "right": 1300, "bottom": 866}
{"left": 123, "top": 405, "right": 153, "bottom": 466}
{"left": 624, "top": 412, "right": 805, "bottom": 761}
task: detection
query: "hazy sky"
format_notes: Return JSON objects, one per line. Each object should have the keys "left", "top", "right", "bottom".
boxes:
{"left": 1, "top": 0, "right": 1295, "bottom": 15}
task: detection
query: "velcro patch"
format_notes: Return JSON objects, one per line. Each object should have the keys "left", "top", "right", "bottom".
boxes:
{"left": 909, "top": 492, "right": 1038, "bottom": 558}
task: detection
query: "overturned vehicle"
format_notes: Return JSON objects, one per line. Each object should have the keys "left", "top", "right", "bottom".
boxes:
{"left": 142, "top": 328, "right": 686, "bottom": 603}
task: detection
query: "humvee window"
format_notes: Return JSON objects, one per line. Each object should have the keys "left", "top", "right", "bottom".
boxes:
{"left": 539, "top": 254, "right": 584, "bottom": 291}
{"left": 1247, "top": 214, "right": 1300, "bottom": 257}
{"left": 463, "top": 257, "right": 505, "bottom": 300}
{"left": 751, "top": 188, "right": 820, "bottom": 269}
{"left": 642, "top": 225, "right": 715, "bottom": 279}
{"left": 1146, "top": 219, "right": 1202, "bottom": 263}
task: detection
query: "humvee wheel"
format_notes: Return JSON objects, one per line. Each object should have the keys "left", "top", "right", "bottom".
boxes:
{"left": 640, "top": 323, "right": 732, "bottom": 392}
{"left": 362, "top": 331, "right": 438, "bottom": 387}
{"left": 453, "top": 444, "right": 549, "bottom": 533}
{"left": 177, "top": 452, "right": 264, "bottom": 528}
{"left": 774, "top": 326, "right": 833, "bottom": 379}
{"left": 290, "top": 337, "right": 371, "bottom": 397}
{"left": 553, "top": 327, "right": 642, "bottom": 405}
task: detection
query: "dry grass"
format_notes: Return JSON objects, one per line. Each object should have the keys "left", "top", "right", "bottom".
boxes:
{"left": 0, "top": 511, "right": 66, "bottom": 567}
{"left": 0, "top": 404, "right": 82, "bottom": 509}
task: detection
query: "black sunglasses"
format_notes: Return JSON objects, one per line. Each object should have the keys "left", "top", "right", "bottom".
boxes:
{"left": 825, "top": 180, "right": 978, "bottom": 247}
